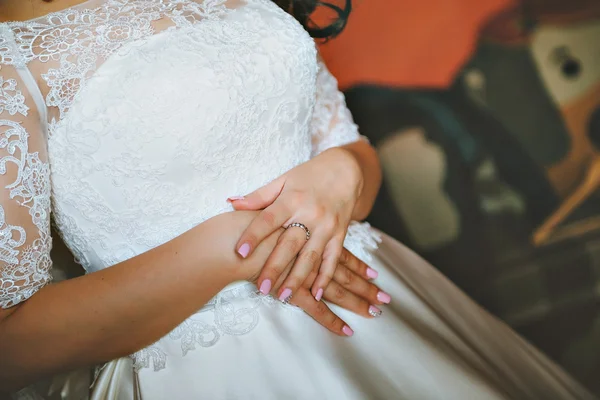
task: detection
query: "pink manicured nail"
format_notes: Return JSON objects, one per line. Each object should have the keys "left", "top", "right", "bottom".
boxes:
{"left": 237, "top": 243, "right": 250, "bottom": 258}
{"left": 259, "top": 279, "right": 272, "bottom": 295}
{"left": 227, "top": 196, "right": 245, "bottom": 202}
{"left": 369, "top": 305, "right": 382, "bottom": 317}
{"left": 366, "top": 268, "right": 379, "bottom": 279}
{"left": 315, "top": 288, "right": 324, "bottom": 301}
{"left": 377, "top": 291, "right": 391, "bottom": 304}
{"left": 279, "top": 288, "right": 293, "bottom": 302}
{"left": 342, "top": 325, "right": 354, "bottom": 337}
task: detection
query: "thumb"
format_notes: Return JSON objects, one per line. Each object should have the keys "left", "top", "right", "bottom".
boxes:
{"left": 227, "top": 177, "right": 285, "bottom": 210}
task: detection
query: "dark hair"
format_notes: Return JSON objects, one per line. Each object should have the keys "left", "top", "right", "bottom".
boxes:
{"left": 272, "top": 0, "right": 352, "bottom": 39}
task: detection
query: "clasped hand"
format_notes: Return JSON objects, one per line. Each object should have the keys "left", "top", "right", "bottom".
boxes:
{"left": 229, "top": 148, "right": 390, "bottom": 334}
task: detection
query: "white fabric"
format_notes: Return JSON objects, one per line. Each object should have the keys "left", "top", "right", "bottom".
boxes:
{"left": 0, "top": 1, "right": 595, "bottom": 399}
{"left": 92, "top": 232, "right": 596, "bottom": 399}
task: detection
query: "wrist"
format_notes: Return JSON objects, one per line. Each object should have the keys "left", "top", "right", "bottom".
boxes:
{"left": 197, "top": 211, "right": 283, "bottom": 283}
{"left": 337, "top": 141, "right": 380, "bottom": 220}
{"left": 321, "top": 147, "right": 364, "bottom": 200}
{"left": 196, "top": 211, "right": 252, "bottom": 282}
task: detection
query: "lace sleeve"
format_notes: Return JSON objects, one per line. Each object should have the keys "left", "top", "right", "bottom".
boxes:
{"left": 0, "top": 65, "right": 53, "bottom": 309}
{"left": 310, "top": 58, "right": 361, "bottom": 156}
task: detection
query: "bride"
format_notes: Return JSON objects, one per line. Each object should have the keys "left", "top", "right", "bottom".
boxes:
{"left": 0, "top": 0, "right": 595, "bottom": 398}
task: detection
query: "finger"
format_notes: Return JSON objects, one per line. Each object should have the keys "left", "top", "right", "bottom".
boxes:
{"left": 338, "top": 249, "right": 391, "bottom": 304}
{"left": 332, "top": 264, "right": 382, "bottom": 309}
{"left": 256, "top": 227, "right": 306, "bottom": 296}
{"left": 311, "top": 237, "right": 343, "bottom": 300}
{"left": 339, "top": 248, "right": 379, "bottom": 280}
{"left": 271, "top": 258, "right": 294, "bottom": 294}
{"left": 323, "top": 279, "right": 382, "bottom": 319}
{"left": 228, "top": 176, "right": 285, "bottom": 210}
{"left": 290, "top": 287, "right": 353, "bottom": 337}
{"left": 235, "top": 201, "right": 290, "bottom": 259}
{"left": 277, "top": 230, "right": 329, "bottom": 302}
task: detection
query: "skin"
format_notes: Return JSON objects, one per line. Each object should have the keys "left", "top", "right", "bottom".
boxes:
{"left": 0, "top": 0, "right": 86, "bottom": 21}
{"left": 0, "top": 0, "right": 386, "bottom": 393}
{"left": 233, "top": 126, "right": 383, "bottom": 302}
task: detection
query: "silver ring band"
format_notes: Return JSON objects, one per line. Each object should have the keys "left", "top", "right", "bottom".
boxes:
{"left": 286, "top": 222, "right": 311, "bottom": 241}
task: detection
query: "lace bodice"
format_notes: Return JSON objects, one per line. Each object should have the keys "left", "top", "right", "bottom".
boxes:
{"left": 0, "top": 0, "right": 379, "bottom": 369}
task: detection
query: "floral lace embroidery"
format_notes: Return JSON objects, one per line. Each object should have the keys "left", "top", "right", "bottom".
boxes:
{"left": 0, "top": 0, "right": 380, "bottom": 369}
{"left": 0, "top": 90, "right": 52, "bottom": 307}
{"left": 4, "top": 0, "right": 230, "bottom": 117}
{"left": 0, "top": 77, "right": 28, "bottom": 116}
{"left": 131, "top": 283, "right": 298, "bottom": 371}
{"left": 131, "top": 345, "right": 168, "bottom": 372}
{"left": 310, "top": 61, "right": 361, "bottom": 156}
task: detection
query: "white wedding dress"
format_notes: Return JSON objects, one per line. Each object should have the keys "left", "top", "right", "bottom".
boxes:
{"left": 0, "top": 1, "right": 596, "bottom": 399}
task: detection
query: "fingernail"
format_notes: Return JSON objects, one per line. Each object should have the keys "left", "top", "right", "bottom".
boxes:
{"left": 315, "top": 288, "right": 323, "bottom": 301}
{"left": 369, "top": 305, "right": 382, "bottom": 317}
{"left": 237, "top": 243, "right": 250, "bottom": 258}
{"left": 366, "top": 267, "right": 379, "bottom": 279}
{"left": 227, "top": 196, "right": 245, "bottom": 202}
{"left": 342, "top": 325, "right": 354, "bottom": 337}
{"left": 377, "top": 291, "right": 391, "bottom": 304}
{"left": 259, "top": 279, "right": 272, "bottom": 295}
{"left": 279, "top": 288, "right": 292, "bottom": 302}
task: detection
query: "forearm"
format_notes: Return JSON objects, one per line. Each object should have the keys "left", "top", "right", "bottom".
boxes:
{"left": 0, "top": 211, "right": 272, "bottom": 390}
{"left": 341, "top": 140, "right": 382, "bottom": 221}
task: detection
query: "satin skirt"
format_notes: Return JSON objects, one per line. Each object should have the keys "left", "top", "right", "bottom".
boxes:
{"left": 91, "top": 232, "right": 596, "bottom": 400}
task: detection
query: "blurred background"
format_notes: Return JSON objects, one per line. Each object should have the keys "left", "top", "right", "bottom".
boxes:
{"left": 318, "top": 0, "right": 600, "bottom": 394}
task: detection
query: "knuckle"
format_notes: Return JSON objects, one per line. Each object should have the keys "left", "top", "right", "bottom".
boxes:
{"left": 312, "top": 205, "right": 327, "bottom": 220}
{"left": 315, "top": 301, "right": 329, "bottom": 317}
{"left": 284, "top": 237, "right": 302, "bottom": 252}
{"left": 334, "top": 285, "right": 346, "bottom": 300}
{"left": 328, "top": 313, "right": 340, "bottom": 327}
{"left": 301, "top": 249, "right": 321, "bottom": 269}
{"left": 339, "top": 249, "right": 349, "bottom": 264}
{"left": 321, "top": 215, "right": 337, "bottom": 232}
{"left": 244, "top": 232, "right": 259, "bottom": 246}
{"left": 266, "top": 263, "right": 286, "bottom": 277}
{"left": 261, "top": 210, "right": 277, "bottom": 228}
{"left": 342, "top": 268, "right": 354, "bottom": 286}
{"left": 322, "top": 221, "right": 335, "bottom": 233}
{"left": 345, "top": 252, "right": 358, "bottom": 268}
{"left": 289, "top": 191, "right": 305, "bottom": 208}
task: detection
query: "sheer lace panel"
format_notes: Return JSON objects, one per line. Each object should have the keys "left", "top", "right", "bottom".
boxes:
{"left": 310, "top": 59, "right": 361, "bottom": 156}
{"left": 0, "top": 65, "right": 52, "bottom": 308}
{"left": 2, "top": 0, "right": 246, "bottom": 124}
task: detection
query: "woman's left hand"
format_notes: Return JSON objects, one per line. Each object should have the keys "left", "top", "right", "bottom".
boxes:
{"left": 229, "top": 147, "right": 364, "bottom": 301}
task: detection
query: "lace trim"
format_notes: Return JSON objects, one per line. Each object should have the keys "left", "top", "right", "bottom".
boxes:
{"left": 344, "top": 221, "right": 382, "bottom": 262}
{"left": 131, "top": 282, "right": 292, "bottom": 372}
{"left": 130, "top": 224, "right": 380, "bottom": 371}
{"left": 0, "top": 78, "right": 52, "bottom": 308}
